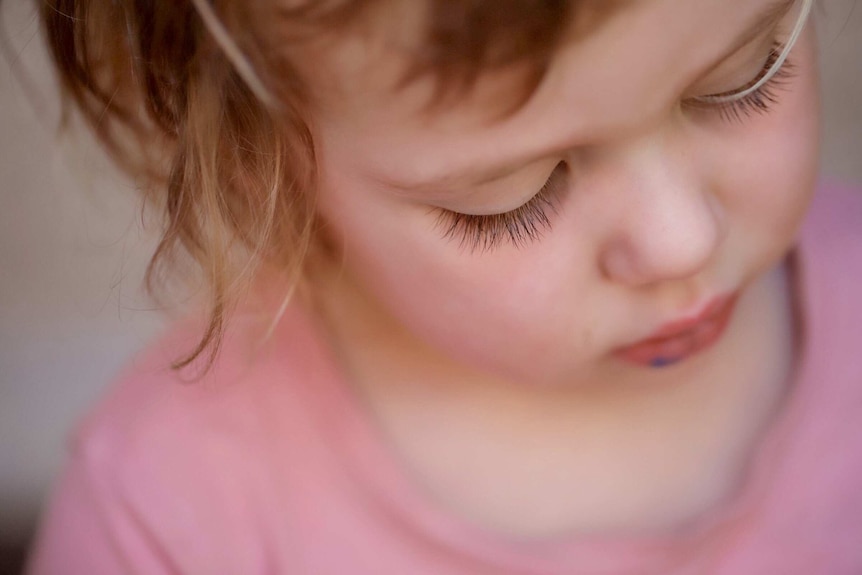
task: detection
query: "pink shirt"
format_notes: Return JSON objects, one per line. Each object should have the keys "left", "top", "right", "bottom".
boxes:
{"left": 27, "top": 182, "right": 862, "bottom": 574}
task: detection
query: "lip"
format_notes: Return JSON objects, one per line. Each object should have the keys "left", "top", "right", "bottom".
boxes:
{"left": 614, "top": 293, "right": 740, "bottom": 368}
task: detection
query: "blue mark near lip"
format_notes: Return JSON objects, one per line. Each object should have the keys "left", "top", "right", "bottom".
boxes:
{"left": 650, "top": 357, "right": 679, "bottom": 368}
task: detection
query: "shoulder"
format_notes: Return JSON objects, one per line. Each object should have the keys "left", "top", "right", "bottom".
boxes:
{"left": 75, "top": 313, "right": 278, "bottom": 460}
{"left": 75, "top": 303, "right": 327, "bottom": 450}
{"left": 800, "top": 179, "right": 862, "bottom": 253}
{"left": 797, "top": 180, "right": 862, "bottom": 323}
{"left": 790, "top": 179, "right": 862, "bottom": 465}
{"left": 58, "top": 306, "right": 330, "bottom": 568}
{"left": 795, "top": 179, "right": 862, "bottom": 363}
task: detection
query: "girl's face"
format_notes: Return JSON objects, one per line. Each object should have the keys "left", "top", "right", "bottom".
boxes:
{"left": 310, "top": 0, "right": 820, "bottom": 386}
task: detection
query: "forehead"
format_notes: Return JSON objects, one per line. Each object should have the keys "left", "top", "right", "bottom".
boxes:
{"left": 307, "top": 0, "right": 799, "bottom": 186}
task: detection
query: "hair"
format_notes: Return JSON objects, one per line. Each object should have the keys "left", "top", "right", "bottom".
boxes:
{"left": 36, "top": 0, "right": 589, "bottom": 371}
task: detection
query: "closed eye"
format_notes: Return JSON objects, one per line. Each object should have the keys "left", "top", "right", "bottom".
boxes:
{"left": 683, "top": 41, "right": 797, "bottom": 123}
{"left": 434, "top": 162, "right": 569, "bottom": 252}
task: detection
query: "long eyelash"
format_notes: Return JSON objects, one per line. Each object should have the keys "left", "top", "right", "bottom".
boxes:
{"left": 693, "top": 44, "right": 798, "bottom": 123}
{"left": 435, "top": 164, "right": 566, "bottom": 252}
{"left": 716, "top": 59, "right": 797, "bottom": 123}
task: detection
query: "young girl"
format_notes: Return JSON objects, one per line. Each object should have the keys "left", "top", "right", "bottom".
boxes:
{"left": 25, "top": 0, "right": 862, "bottom": 573}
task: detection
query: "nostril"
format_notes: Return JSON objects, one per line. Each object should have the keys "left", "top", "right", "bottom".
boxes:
{"left": 600, "top": 244, "right": 640, "bottom": 284}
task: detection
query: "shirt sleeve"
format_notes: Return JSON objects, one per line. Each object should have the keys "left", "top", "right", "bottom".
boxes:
{"left": 26, "top": 447, "right": 179, "bottom": 575}
{"left": 25, "top": 321, "right": 296, "bottom": 575}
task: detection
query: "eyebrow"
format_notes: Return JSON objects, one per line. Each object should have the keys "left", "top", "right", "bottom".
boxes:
{"left": 384, "top": 0, "right": 801, "bottom": 196}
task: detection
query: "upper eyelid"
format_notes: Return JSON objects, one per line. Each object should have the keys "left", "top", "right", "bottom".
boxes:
{"left": 686, "top": 45, "right": 784, "bottom": 106}
{"left": 435, "top": 163, "right": 568, "bottom": 250}
{"left": 690, "top": 0, "right": 811, "bottom": 105}
{"left": 424, "top": 159, "right": 562, "bottom": 213}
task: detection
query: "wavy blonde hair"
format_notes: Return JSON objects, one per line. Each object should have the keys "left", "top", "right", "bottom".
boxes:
{"left": 37, "top": 0, "right": 576, "bottom": 370}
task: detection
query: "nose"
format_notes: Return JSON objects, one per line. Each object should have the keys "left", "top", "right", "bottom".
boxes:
{"left": 594, "top": 137, "right": 724, "bottom": 287}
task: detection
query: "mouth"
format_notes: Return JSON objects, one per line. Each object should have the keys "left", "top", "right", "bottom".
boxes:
{"left": 614, "top": 293, "right": 740, "bottom": 368}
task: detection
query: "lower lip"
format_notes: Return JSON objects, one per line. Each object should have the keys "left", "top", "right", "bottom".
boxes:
{"left": 614, "top": 296, "right": 739, "bottom": 368}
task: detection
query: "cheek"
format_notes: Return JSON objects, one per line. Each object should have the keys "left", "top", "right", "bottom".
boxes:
{"left": 315, "top": 172, "right": 591, "bottom": 376}
{"left": 716, "top": 30, "right": 820, "bottom": 261}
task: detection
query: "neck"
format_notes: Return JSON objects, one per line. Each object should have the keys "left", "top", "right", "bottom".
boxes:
{"left": 308, "top": 258, "right": 798, "bottom": 537}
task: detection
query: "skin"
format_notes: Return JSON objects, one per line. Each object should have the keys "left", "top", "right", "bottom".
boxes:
{"left": 299, "top": 0, "right": 820, "bottom": 537}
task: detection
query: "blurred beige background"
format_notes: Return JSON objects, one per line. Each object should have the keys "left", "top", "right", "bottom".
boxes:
{"left": 1, "top": 0, "right": 861, "bottom": 566}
